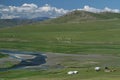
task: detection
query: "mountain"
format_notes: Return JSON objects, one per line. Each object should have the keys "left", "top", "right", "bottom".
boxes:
{"left": 1, "top": 10, "right": 120, "bottom": 28}
{"left": 0, "top": 17, "right": 50, "bottom": 28}
{"left": 43, "top": 10, "right": 120, "bottom": 23}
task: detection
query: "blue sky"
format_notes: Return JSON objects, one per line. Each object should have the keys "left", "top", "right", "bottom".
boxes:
{"left": 0, "top": 0, "right": 119, "bottom": 10}
{"left": 0, "top": 0, "right": 120, "bottom": 19}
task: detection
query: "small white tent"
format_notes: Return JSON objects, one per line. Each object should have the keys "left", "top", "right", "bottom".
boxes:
{"left": 67, "top": 71, "right": 78, "bottom": 75}
{"left": 94, "top": 67, "right": 101, "bottom": 71}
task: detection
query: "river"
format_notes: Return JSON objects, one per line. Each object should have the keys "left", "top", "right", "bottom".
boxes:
{"left": 0, "top": 50, "right": 47, "bottom": 71}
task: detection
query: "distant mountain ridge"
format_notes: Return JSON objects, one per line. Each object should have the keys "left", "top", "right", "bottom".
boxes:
{"left": 0, "top": 17, "right": 50, "bottom": 28}
{"left": 1, "top": 10, "right": 120, "bottom": 28}
{"left": 43, "top": 10, "right": 120, "bottom": 23}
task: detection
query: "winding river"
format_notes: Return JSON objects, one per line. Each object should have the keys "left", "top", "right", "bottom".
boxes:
{"left": 0, "top": 50, "right": 47, "bottom": 71}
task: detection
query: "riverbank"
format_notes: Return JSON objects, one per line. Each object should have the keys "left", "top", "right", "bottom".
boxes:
{"left": 0, "top": 50, "right": 47, "bottom": 70}
{"left": 0, "top": 50, "right": 120, "bottom": 80}
{"left": 1, "top": 50, "right": 120, "bottom": 70}
{"left": 0, "top": 53, "right": 8, "bottom": 58}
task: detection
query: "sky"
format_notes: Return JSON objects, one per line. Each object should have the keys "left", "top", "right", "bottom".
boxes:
{"left": 0, "top": 0, "right": 120, "bottom": 19}
{"left": 0, "top": 0, "right": 120, "bottom": 10}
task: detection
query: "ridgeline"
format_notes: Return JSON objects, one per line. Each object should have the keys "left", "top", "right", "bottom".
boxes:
{"left": 43, "top": 10, "right": 120, "bottom": 23}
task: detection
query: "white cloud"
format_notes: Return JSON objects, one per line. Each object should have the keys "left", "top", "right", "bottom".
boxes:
{"left": 104, "top": 7, "right": 120, "bottom": 13}
{"left": 77, "top": 5, "right": 120, "bottom": 13}
{"left": 0, "top": 4, "right": 119, "bottom": 19}
{"left": 40, "top": 4, "right": 51, "bottom": 12}
{"left": 22, "top": 3, "right": 38, "bottom": 8}
{"left": 0, "top": 3, "right": 68, "bottom": 19}
{"left": 83, "top": 5, "right": 101, "bottom": 13}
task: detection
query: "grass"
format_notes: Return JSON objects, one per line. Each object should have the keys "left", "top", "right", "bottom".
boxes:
{"left": 0, "top": 68, "right": 120, "bottom": 80}
{"left": 0, "top": 19, "right": 120, "bottom": 79}
{"left": 0, "top": 53, "right": 8, "bottom": 58}
{"left": 0, "top": 20, "right": 120, "bottom": 54}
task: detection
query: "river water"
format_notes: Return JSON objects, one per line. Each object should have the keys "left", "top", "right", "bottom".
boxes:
{"left": 0, "top": 50, "right": 47, "bottom": 71}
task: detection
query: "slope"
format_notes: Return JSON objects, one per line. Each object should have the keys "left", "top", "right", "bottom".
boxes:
{"left": 43, "top": 10, "right": 120, "bottom": 23}
{"left": 0, "top": 18, "right": 120, "bottom": 54}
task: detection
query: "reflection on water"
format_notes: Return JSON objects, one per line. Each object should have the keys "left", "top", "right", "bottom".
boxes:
{"left": 0, "top": 50, "right": 47, "bottom": 71}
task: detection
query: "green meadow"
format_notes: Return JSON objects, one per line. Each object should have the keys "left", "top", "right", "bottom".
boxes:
{"left": 0, "top": 68, "right": 120, "bottom": 80}
{"left": 0, "top": 20, "right": 120, "bottom": 54}
{"left": 0, "top": 19, "right": 120, "bottom": 80}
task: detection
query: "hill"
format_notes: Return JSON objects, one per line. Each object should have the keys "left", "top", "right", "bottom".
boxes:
{"left": 0, "top": 18, "right": 120, "bottom": 54}
{"left": 43, "top": 10, "right": 120, "bottom": 23}
{"left": 0, "top": 17, "right": 49, "bottom": 28}
{"left": 1, "top": 11, "right": 120, "bottom": 28}
{"left": 0, "top": 11, "right": 120, "bottom": 54}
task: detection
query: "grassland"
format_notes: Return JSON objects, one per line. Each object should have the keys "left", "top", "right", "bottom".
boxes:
{"left": 0, "top": 19, "right": 120, "bottom": 54}
{"left": 0, "top": 19, "right": 120, "bottom": 80}
{"left": 0, "top": 67, "right": 120, "bottom": 80}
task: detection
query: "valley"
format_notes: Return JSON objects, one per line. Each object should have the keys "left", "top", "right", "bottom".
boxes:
{"left": 0, "top": 11, "right": 120, "bottom": 80}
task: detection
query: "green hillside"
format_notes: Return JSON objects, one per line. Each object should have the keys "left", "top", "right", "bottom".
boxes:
{"left": 43, "top": 11, "right": 120, "bottom": 23}
{"left": 1, "top": 11, "right": 120, "bottom": 80}
{"left": 0, "top": 18, "right": 120, "bottom": 54}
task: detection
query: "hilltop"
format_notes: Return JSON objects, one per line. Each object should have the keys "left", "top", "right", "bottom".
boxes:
{"left": 43, "top": 10, "right": 120, "bottom": 23}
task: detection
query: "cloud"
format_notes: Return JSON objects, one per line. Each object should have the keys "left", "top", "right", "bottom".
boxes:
{"left": 77, "top": 5, "right": 120, "bottom": 13}
{"left": 83, "top": 5, "right": 101, "bottom": 13}
{"left": 0, "top": 4, "right": 119, "bottom": 19}
{"left": 22, "top": 3, "right": 38, "bottom": 8}
{"left": 103, "top": 7, "right": 120, "bottom": 13}
{"left": 0, "top": 3, "right": 68, "bottom": 19}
